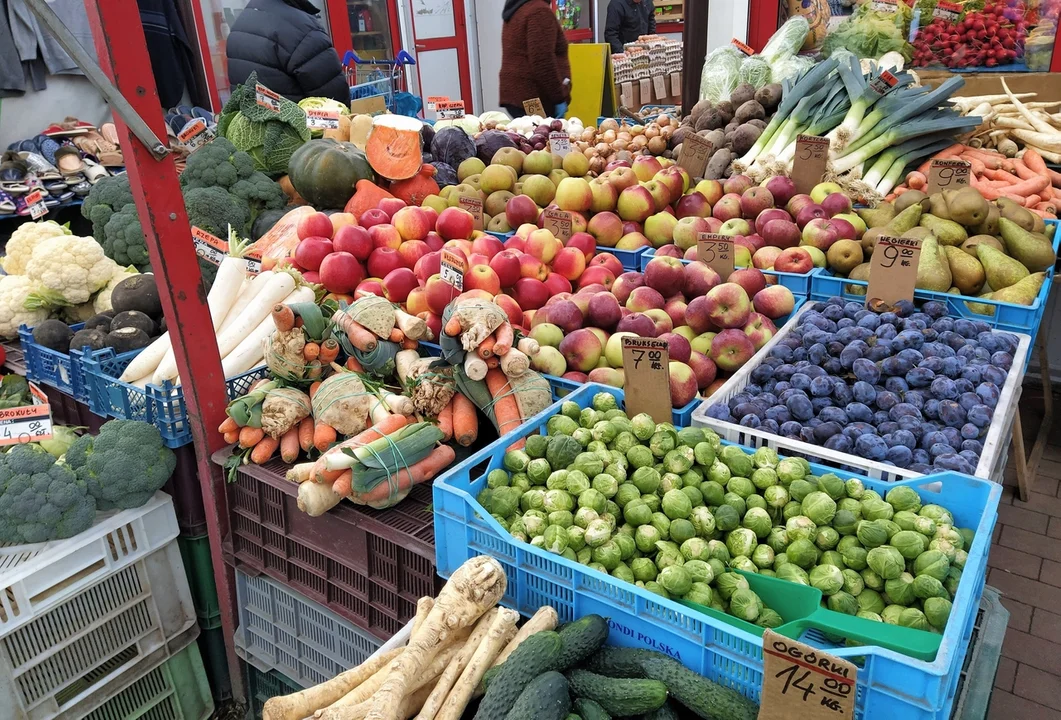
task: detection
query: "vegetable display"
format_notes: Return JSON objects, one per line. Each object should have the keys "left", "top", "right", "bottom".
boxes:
{"left": 218, "top": 71, "right": 312, "bottom": 176}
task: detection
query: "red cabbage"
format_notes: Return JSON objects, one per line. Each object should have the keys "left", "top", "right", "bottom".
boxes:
{"left": 430, "top": 127, "right": 476, "bottom": 169}
{"left": 433, "top": 161, "right": 458, "bottom": 188}
{"left": 476, "top": 130, "right": 518, "bottom": 164}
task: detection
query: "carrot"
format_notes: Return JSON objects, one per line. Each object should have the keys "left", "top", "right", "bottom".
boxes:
{"left": 1029, "top": 206, "right": 1058, "bottom": 219}
{"left": 437, "top": 398, "right": 454, "bottom": 442}
{"left": 251, "top": 435, "right": 280, "bottom": 464}
{"left": 1022, "top": 147, "right": 1049, "bottom": 174}
{"left": 294, "top": 317, "right": 304, "bottom": 328}
{"left": 304, "top": 342, "right": 320, "bottom": 361}
{"left": 918, "top": 144, "right": 963, "bottom": 174}
{"left": 314, "top": 422, "right": 337, "bottom": 452}
{"left": 219, "top": 416, "right": 239, "bottom": 433}
{"left": 348, "top": 445, "right": 457, "bottom": 505}
{"left": 401, "top": 338, "right": 418, "bottom": 350}
{"left": 332, "top": 310, "right": 377, "bottom": 352}
{"left": 280, "top": 427, "right": 301, "bottom": 463}
{"left": 452, "top": 392, "right": 478, "bottom": 447}
{"left": 982, "top": 167, "right": 1018, "bottom": 183}
{"left": 485, "top": 368, "right": 525, "bottom": 449}
{"left": 907, "top": 171, "right": 927, "bottom": 190}
{"left": 960, "top": 154, "right": 987, "bottom": 177}
{"left": 298, "top": 416, "right": 315, "bottom": 452}
{"left": 477, "top": 335, "right": 496, "bottom": 359}
{"left": 223, "top": 430, "right": 240, "bottom": 445}
{"left": 272, "top": 304, "right": 295, "bottom": 332}
{"left": 1025, "top": 194, "right": 1042, "bottom": 207}
{"left": 308, "top": 380, "right": 322, "bottom": 399}
{"left": 486, "top": 356, "right": 500, "bottom": 369}
{"left": 445, "top": 316, "right": 462, "bottom": 336}
{"left": 312, "top": 414, "right": 409, "bottom": 483}
{"left": 319, "top": 338, "right": 340, "bottom": 364}
{"left": 346, "top": 356, "right": 364, "bottom": 372}
{"left": 493, "top": 322, "right": 513, "bottom": 356}
{"left": 331, "top": 470, "right": 355, "bottom": 497}
{"left": 1035, "top": 200, "right": 1058, "bottom": 215}
{"left": 389, "top": 327, "right": 405, "bottom": 343}
{"left": 239, "top": 426, "right": 265, "bottom": 448}
{"left": 1002, "top": 174, "right": 1050, "bottom": 197}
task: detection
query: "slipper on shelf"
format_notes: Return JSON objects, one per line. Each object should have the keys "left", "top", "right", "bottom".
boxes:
{"left": 33, "top": 134, "right": 61, "bottom": 165}
{"left": 18, "top": 152, "right": 62, "bottom": 180}
{"left": 54, "top": 146, "right": 85, "bottom": 176}
{"left": 0, "top": 189, "right": 15, "bottom": 214}
{"left": 42, "top": 117, "right": 95, "bottom": 137}
{"left": 55, "top": 190, "right": 75, "bottom": 202}
{"left": 100, "top": 122, "right": 120, "bottom": 146}
{"left": 24, "top": 176, "right": 49, "bottom": 197}
{"left": 0, "top": 152, "right": 30, "bottom": 192}
{"left": 68, "top": 180, "right": 91, "bottom": 196}
{"left": 82, "top": 158, "right": 109, "bottom": 184}
{"left": 192, "top": 106, "right": 214, "bottom": 123}
{"left": 43, "top": 180, "right": 68, "bottom": 194}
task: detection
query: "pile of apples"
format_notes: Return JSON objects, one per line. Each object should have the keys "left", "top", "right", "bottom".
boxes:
{"left": 525, "top": 254, "right": 798, "bottom": 408}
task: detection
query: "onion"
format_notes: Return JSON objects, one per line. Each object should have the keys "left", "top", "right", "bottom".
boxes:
{"left": 614, "top": 139, "right": 629, "bottom": 151}
{"left": 631, "top": 136, "right": 648, "bottom": 150}
{"left": 618, "top": 131, "right": 633, "bottom": 143}
{"left": 576, "top": 141, "right": 589, "bottom": 152}
{"left": 645, "top": 125, "right": 660, "bottom": 139}
{"left": 584, "top": 147, "right": 598, "bottom": 158}
{"left": 615, "top": 150, "right": 633, "bottom": 163}
{"left": 595, "top": 142, "right": 610, "bottom": 154}
{"left": 630, "top": 124, "right": 645, "bottom": 136}
{"left": 600, "top": 118, "right": 619, "bottom": 133}
{"left": 602, "top": 129, "right": 616, "bottom": 144}
{"left": 589, "top": 156, "right": 605, "bottom": 174}
{"left": 648, "top": 136, "right": 667, "bottom": 154}
{"left": 581, "top": 128, "right": 596, "bottom": 143}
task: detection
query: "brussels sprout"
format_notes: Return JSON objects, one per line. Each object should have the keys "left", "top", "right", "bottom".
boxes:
{"left": 676, "top": 426, "right": 704, "bottom": 446}
{"left": 683, "top": 558, "right": 715, "bottom": 584}
{"left": 509, "top": 516, "right": 526, "bottom": 535}
{"left": 574, "top": 506, "right": 600, "bottom": 529}
{"left": 527, "top": 459, "right": 552, "bottom": 486}
{"left": 766, "top": 527, "right": 789, "bottom": 554}
{"left": 786, "top": 515, "right": 817, "bottom": 542}
{"left": 750, "top": 469, "right": 778, "bottom": 492}
{"left": 611, "top": 561, "right": 635, "bottom": 583}
{"left": 708, "top": 558, "right": 726, "bottom": 579}
{"left": 860, "top": 568, "right": 884, "bottom": 591}
{"left": 841, "top": 568, "right": 865, "bottom": 596}
{"left": 579, "top": 488, "right": 608, "bottom": 515}
{"left": 634, "top": 525, "right": 661, "bottom": 553}
{"left": 650, "top": 512, "right": 672, "bottom": 540}
{"left": 650, "top": 429, "right": 678, "bottom": 459}
{"left": 577, "top": 547, "right": 593, "bottom": 565}
{"left": 743, "top": 507, "right": 773, "bottom": 539}
{"left": 827, "top": 590, "right": 859, "bottom": 615}
{"left": 561, "top": 548, "right": 578, "bottom": 562}
{"left": 893, "top": 510, "right": 919, "bottom": 532}
{"left": 914, "top": 516, "right": 937, "bottom": 538}
{"left": 924, "top": 597, "right": 952, "bottom": 630}
{"left": 944, "top": 566, "right": 962, "bottom": 597}
{"left": 898, "top": 607, "right": 931, "bottom": 631}
{"left": 592, "top": 421, "right": 619, "bottom": 445}
{"left": 819, "top": 551, "right": 845, "bottom": 569}
{"left": 776, "top": 458, "right": 806, "bottom": 486}
{"left": 723, "top": 493, "right": 748, "bottom": 518}
{"left": 953, "top": 549, "right": 967, "bottom": 570}
{"left": 566, "top": 526, "right": 586, "bottom": 551}
{"left": 684, "top": 581, "right": 716, "bottom": 607}
{"left": 655, "top": 542, "right": 685, "bottom": 570}
{"left": 730, "top": 587, "right": 764, "bottom": 622}
{"left": 810, "top": 564, "right": 845, "bottom": 595}
{"left": 831, "top": 509, "right": 859, "bottom": 537}
{"left": 599, "top": 512, "right": 618, "bottom": 533}
{"left": 548, "top": 415, "right": 579, "bottom": 436}
{"left": 694, "top": 441, "right": 716, "bottom": 468}
{"left": 756, "top": 608, "right": 784, "bottom": 629}
{"left": 663, "top": 447, "right": 694, "bottom": 475}
{"left": 786, "top": 538, "right": 819, "bottom": 569}
{"left": 856, "top": 520, "right": 890, "bottom": 549}
{"left": 543, "top": 525, "right": 568, "bottom": 554}
{"left": 583, "top": 517, "right": 613, "bottom": 548}
{"left": 612, "top": 431, "right": 639, "bottom": 456}
{"left": 680, "top": 537, "right": 711, "bottom": 563}
{"left": 867, "top": 546, "right": 905, "bottom": 580}
{"left": 491, "top": 487, "right": 522, "bottom": 517}
{"left": 935, "top": 524, "right": 964, "bottom": 549}
{"left": 572, "top": 452, "right": 603, "bottom": 478}
{"left": 629, "top": 466, "right": 659, "bottom": 495}
{"left": 727, "top": 476, "right": 757, "bottom": 500}
{"left": 839, "top": 543, "right": 868, "bottom": 571}
{"left": 682, "top": 486, "right": 705, "bottom": 509}
{"left": 861, "top": 497, "right": 895, "bottom": 522}
{"left": 580, "top": 408, "right": 602, "bottom": 430}
{"left": 630, "top": 556, "right": 658, "bottom": 582}
{"left": 777, "top": 563, "right": 810, "bottom": 585}
{"left": 511, "top": 474, "right": 531, "bottom": 494}
{"left": 525, "top": 434, "right": 550, "bottom": 459}
{"left": 630, "top": 413, "right": 656, "bottom": 441}
{"left": 715, "top": 571, "right": 750, "bottom": 601}
{"left": 643, "top": 581, "right": 670, "bottom": 599}
{"left": 857, "top": 588, "right": 886, "bottom": 615}
{"left": 614, "top": 533, "right": 636, "bottom": 561}
{"left": 592, "top": 474, "right": 620, "bottom": 499}
{"left": 591, "top": 392, "right": 618, "bottom": 413}
{"left": 856, "top": 611, "right": 883, "bottom": 623}
{"left": 913, "top": 574, "right": 946, "bottom": 600}
{"left": 708, "top": 458, "right": 732, "bottom": 485}
{"left": 913, "top": 550, "right": 950, "bottom": 581}
{"left": 639, "top": 495, "right": 659, "bottom": 514}
{"left": 959, "top": 527, "right": 975, "bottom": 550}
{"left": 884, "top": 486, "right": 921, "bottom": 513}
{"left": 782, "top": 501, "right": 804, "bottom": 522}
{"left": 615, "top": 483, "right": 642, "bottom": 509}
{"left": 588, "top": 562, "right": 608, "bottom": 574}
{"left": 774, "top": 553, "right": 789, "bottom": 568}
{"left": 523, "top": 510, "right": 548, "bottom": 537}
{"left": 659, "top": 473, "right": 682, "bottom": 495}
{"left": 707, "top": 540, "right": 731, "bottom": 563}
{"left": 919, "top": 504, "right": 954, "bottom": 526}
{"left": 749, "top": 446, "right": 776, "bottom": 469}
{"left": 689, "top": 506, "right": 717, "bottom": 539}
{"left": 548, "top": 510, "right": 574, "bottom": 528}
{"left": 891, "top": 530, "right": 927, "bottom": 560}
{"left": 592, "top": 540, "right": 622, "bottom": 570}
{"left": 711, "top": 504, "right": 739, "bottom": 534}
{"left": 542, "top": 489, "right": 574, "bottom": 514}
{"left": 882, "top": 605, "right": 905, "bottom": 625}
{"left": 884, "top": 572, "right": 916, "bottom": 606}
{"left": 697, "top": 480, "right": 723, "bottom": 506}
{"left": 752, "top": 544, "right": 776, "bottom": 569}
{"left": 748, "top": 495, "right": 769, "bottom": 514}
{"left": 617, "top": 523, "right": 636, "bottom": 538}
{"left": 669, "top": 519, "right": 696, "bottom": 544}
{"left": 658, "top": 564, "right": 693, "bottom": 596}
{"left": 731, "top": 556, "right": 758, "bottom": 574}
{"left": 817, "top": 474, "right": 845, "bottom": 501}
{"left": 862, "top": 490, "right": 883, "bottom": 502}
{"left": 727, "top": 528, "right": 758, "bottom": 558}
{"left": 488, "top": 469, "right": 512, "bottom": 488}
{"left": 492, "top": 514, "right": 510, "bottom": 531}
{"left": 844, "top": 478, "right": 865, "bottom": 500}
{"left": 719, "top": 446, "right": 752, "bottom": 477}
{"left": 763, "top": 485, "right": 789, "bottom": 510}
{"left": 682, "top": 468, "right": 704, "bottom": 488}
{"left": 879, "top": 519, "right": 901, "bottom": 540}
{"left": 815, "top": 526, "right": 840, "bottom": 551}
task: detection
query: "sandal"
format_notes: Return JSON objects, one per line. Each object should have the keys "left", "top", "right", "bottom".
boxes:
{"left": 54, "top": 146, "right": 85, "bottom": 176}
{"left": 18, "top": 152, "right": 62, "bottom": 180}
{"left": 100, "top": 122, "right": 120, "bottom": 146}
{"left": 0, "top": 152, "right": 29, "bottom": 192}
{"left": 41, "top": 118, "right": 94, "bottom": 137}
{"left": 82, "top": 158, "right": 110, "bottom": 184}
{"left": 68, "top": 179, "right": 91, "bottom": 196}
{"left": 33, "top": 135, "right": 61, "bottom": 166}
{"left": 0, "top": 189, "right": 15, "bottom": 214}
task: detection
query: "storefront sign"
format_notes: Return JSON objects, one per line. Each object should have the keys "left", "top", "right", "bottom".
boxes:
{"left": 927, "top": 158, "right": 971, "bottom": 194}
{"left": 867, "top": 235, "right": 922, "bottom": 310}
{"left": 622, "top": 337, "right": 671, "bottom": 423}
{"left": 759, "top": 630, "right": 857, "bottom": 720}
{"left": 696, "top": 233, "right": 734, "bottom": 279}
{"left": 792, "top": 135, "right": 830, "bottom": 196}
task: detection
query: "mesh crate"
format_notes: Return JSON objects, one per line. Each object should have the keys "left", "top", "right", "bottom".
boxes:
{"left": 178, "top": 535, "right": 220, "bottom": 627}
{"left": 0, "top": 492, "right": 179, "bottom": 638}
{"left": 19, "top": 322, "right": 88, "bottom": 400}
{"left": 242, "top": 662, "right": 300, "bottom": 720}
{"left": 3, "top": 336, "right": 27, "bottom": 376}
{"left": 219, "top": 454, "right": 441, "bottom": 641}
{"left": 950, "top": 586, "right": 1009, "bottom": 720}
{"left": 1, "top": 540, "right": 198, "bottom": 719}
{"left": 638, "top": 247, "right": 820, "bottom": 297}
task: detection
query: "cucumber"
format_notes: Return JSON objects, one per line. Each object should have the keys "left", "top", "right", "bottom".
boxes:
{"left": 638, "top": 655, "right": 759, "bottom": 720}
{"left": 474, "top": 631, "right": 563, "bottom": 720}
{"left": 557, "top": 614, "right": 610, "bottom": 669}
{"left": 640, "top": 700, "right": 680, "bottom": 720}
{"left": 566, "top": 669, "right": 668, "bottom": 716}
{"left": 573, "top": 697, "right": 612, "bottom": 720}
{"left": 505, "top": 671, "right": 571, "bottom": 720}
{"left": 481, "top": 664, "right": 500, "bottom": 691}
{"left": 583, "top": 646, "right": 655, "bottom": 678}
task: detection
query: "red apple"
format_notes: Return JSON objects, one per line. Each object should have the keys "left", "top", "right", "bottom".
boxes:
{"left": 424, "top": 274, "right": 460, "bottom": 314}
{"left": 437, "top": 207, "right": 475, "bottom": 240}
{"left": 369, "top": 224, "right": 401, "bottom": 250}
{"left": 544, "top": 272, "right": 573, "bottom": 297}
{"left": 465, "top": 265, "right": 502, "bottom": 295}
{"left": 494, "top": 294, "right": 524, "bottom": 327}
{"left": 774, "top": 247, "right": 814, "bottom": 274}
{"left": 578, "top": 265, "right": 616, "bottom": 291}
{"left": 378, "top": 197, "right": 407, "bottom": 219}
{"left": 382, "top": 267, "right": 417, "bottom": 303}
{"left": 297, "top": 211, "right": 334, "bottom": 240}
{"left": 392, "top": 206, "right": 432, "bottom": 241}
{"left": 367, "top": 247, "right": 403, "bottom": 279}
{"left": 795, "top": 204, "right": 828, "bottom": 229}
{"left": 740, "top": 187, "right": 774, "bottom": 219}
{"left": 512, "top": 277, "right": 550, "bottom": 310}
{"left": 471, "top": 234, "right": 504, "bottom": 259}
{"left": 566, "top": 232, "right": 597, "bottom": 261}
{"left": 360, "top": 208, "right": 390, "bottom": 229}
{"left": 723, "top": 175, "right": 754, "bottom": 195}
{"left": 423, "top": 231, "right": 444, "bottom": 252}
{"left": 489, "top": 250, "right": 522, "bottom": 288}
{"left": 764, "top": 176, "right": 797, "bottom": 208}
{"left": 414, "top": 251, "right": 442, "bottom": 283}
{"left": 506, "top": 195, "right": 540, "bottom": 227}
{"left": 762, "top": 218, "right": 802, "bottom": 249}
{"left": 821, "top": 192, "right": 853, "bottom": 217}
{"left": 754, "top": 208, "right": 791, "bottom": 236}
{"left": 355, "top": 278, "right": 384, "bottom": 299}
{"left": 318, "top": 251, "right": 364, "bottom": 294}
{"left": 588, "top": 252, "right": 624, "bottom": 278}
{"left": 294, "top": 236, "right": 333, "bottom": 272}
{"left": 729, "top": 268, "right": 767, "bottom": 298}
{"left": 397, "top": 240, "right": 430, "bottom": 269}
{"left": 333, "top": 225, "right": 373, "bottom": 262}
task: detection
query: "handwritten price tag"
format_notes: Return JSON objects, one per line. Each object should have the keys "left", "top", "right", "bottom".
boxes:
{"left": 459, "top": 196, "right": 484, "bottom": 231}
{"left": 731, "top": 38, "right": 755, "bottom": 56}
{"left": 792, "top": 135, "right": 830, "bottom": 196}
{"left": 677, "top": 133, "right": 714, "bottom": 180}
{"left": 440, "top": 249, "right": 466, "bottom": 291}
{"left": 867, "top": 235, "right": 922, "bottom": 310}
{"left": 192, "top": 226, "right": 228, "bottom": 267}
{"left": 869, "top": 69, "right": 899, "bottom": 96}
{"left": 543, "top": 208, "right": 573, "bottom": 241}
{"left": 927, "top": 158, "right": 971, "bottom": 194}
{"left": 759, "top": 630, "right": 857, "bottom": 720}
{"left": 426, "top": 96, "right": 449, "bottom": 111}
{"left": 621, "top": 337, "right": 671, "bottom": 424}
{"left": 870, "top": 0, "right": 898, "bottom": 13}
{"left": 437, "top": 100, "right": 466, "bottom": 120}
{"left": 696, "top": 233, "right": 734, "bottom": 279}
{"left": 306, "top": 109, "right": 340, "bottom": 130}
{"left": 255, "top": 83, "right": 281, "bottom": 113}
{"left": 549, "top": 131, "right": 571, "bottom": 157}
{"left": 0, "top": 383, "right": 52, "bottom": 447}
{"left": 523, "top": 98, "right": 547, "bottom": 117}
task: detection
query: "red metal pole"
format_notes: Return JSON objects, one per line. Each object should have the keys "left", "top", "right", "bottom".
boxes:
{"left": 747, "top": 0, "right": 781, "bottom": 52}
{"left": 82, "top": 0, "right": 242, "bottom": 699}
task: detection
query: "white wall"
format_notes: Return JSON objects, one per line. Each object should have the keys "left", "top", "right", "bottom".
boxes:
{"left": 474, "top": 0, "right": 503, "bottom": 112}
{"left": 0, "top": 76, "right": 110, "bottom": 150}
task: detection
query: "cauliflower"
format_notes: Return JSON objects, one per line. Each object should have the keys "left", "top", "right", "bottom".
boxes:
{"left": 93, "top": 265, "right": 139, "bottom": 314}
{"left": 24, "top": 235, "right": 120, "bottom": 309}
{"left": 0, "top": 443, "right": 97, "bottom": 544}
{"left": 0, "top": 275, "right": 49, "bottom": 339}
{"left": 1, "top": 220, "right": 71, "bottom": 276}
{"left": 64, "top": 419, "right": 176, "bottom": 511}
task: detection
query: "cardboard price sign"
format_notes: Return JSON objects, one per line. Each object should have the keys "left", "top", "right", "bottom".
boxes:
{"left": 759, "top": 630, "right": 857, "bottom": 720}
{"left": 437, "top": 100, "right": 466, "bottom": 120}
{"left": 677, "top": 133, "right": 713, "bottom": 179}
{"left": 792, "top": 135, "right": 830, "bottom": 196}
{"left": 192, "top": 226, "right": 228, "bottom": 267}
{"left": 621, "top": 337, "right": 671, "bottom": 424}
{"left": 543, "top": 208, "right": 573, "bottom": 241}
{"left": 731, "top": 38, "right": 754, "bottom": 56}
{"left": 549, "top": 131, "right": 571, "bottom": 157}
{"left": 523, "top": 98, "right": 547, "bottom": 117}
{"left": 696, "top": 233, "right": 734, "bottom": 279}
{"left": 426, "top": 96, "right": 449, "bottom": 111}
{"left": 869, "top": 69, "right": 898, "bottom": 95}
{"left": 459, "top": 196, "right": 484, "bottom": 231}
{"left": 306, "top": 109, "right": 340, "bottom": 130}
{"left": 24, "top": 189, "right": 46, "bottom": 220}
{"left": 255, "top": 83, "right": 281, "bottom": 113}
{"left": 870, "top": 0, "right": 898, "bottom": 13}
{"left": 866, "top": 235, "right": 922, "bottom": 310}
{"left": 440, "top": 249, "right": 466, "bottom": 291}
{"left": 927, "top": 158, "right": 971, "bottom": 194}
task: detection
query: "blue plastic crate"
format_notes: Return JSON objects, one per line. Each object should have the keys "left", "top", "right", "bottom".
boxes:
{"left": 82, "top": 349, "right": 268, "bottom": 448}
{"left": 19, "top": 322, "right": 143, "bottom": 403}
{"left": 486, "top": 230, "right": 514, "bottom": 242}
{"left": 638, "top": 248, "right": 820, "bottom": 297}
{"left": 608, "top": 245, "right": 652, "bottom": 272}
{"left": 433, "top": 383, "right": 1002, "bottom": 720}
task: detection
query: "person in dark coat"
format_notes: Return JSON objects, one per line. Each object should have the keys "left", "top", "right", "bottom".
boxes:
{"left": 499, "top": 0, "right": 571, "bottom": 119}
{"left": 605, "top": 0, "right": 656, "bottom": 54}
{"left": 226, "top": 0, "right": 348, "bottom": 105}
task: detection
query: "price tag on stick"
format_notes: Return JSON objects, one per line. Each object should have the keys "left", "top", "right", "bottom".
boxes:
{"left": 697, "top": 233, "right": 734, "bottom": 280}
{"left": 437, "top": 100, "right": 466, "bottom": 120}
{"left": 440, "top": 249, "right": 466, "bottom": 291}
{"left": 677, "top": 133, "right": 714, "bottom": 179}
{"left": 792, "top": 135, "right": 830, "bottom": 196}
{"left": 866, "top": 235, "right": 922, "bottom": 311}
{"left": 459, "top": 196, "right": 484, "bottom": 231}
{"left": 523, "top": 98, "right": 547, "bottom": 117}
{"left": 621, "top": 337, "right": 671, "bottom": 424}
{"left": 549, "top": 131, "right": 571, "bottom": 157}
{"left": 543, "top": 208, "right": 573, "bottom": 241}
{"left": 759, "top": 630, "right": 857, "bottom": 720}
{"left": 177, "top": 118, "right": 213, "bottom": 151}
{"left": 927, "top": 158, "right": 971, "bottom": 194}
{"left": 192, "top": 226, "right": 229, "bottom": 267}
{"left": 426, "top": 96, "right": 448, "bottom": 111}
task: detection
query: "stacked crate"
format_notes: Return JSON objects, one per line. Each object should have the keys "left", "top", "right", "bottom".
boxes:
{"left": 612, "top": 35, "right": 682, "bottom": 109}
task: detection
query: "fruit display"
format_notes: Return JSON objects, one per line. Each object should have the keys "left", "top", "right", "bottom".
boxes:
{"left": 703, "top": 297, "right": 1021, "bottom": 475}
{"left": 483, "top": 390, "right": 975, "bottom": 636}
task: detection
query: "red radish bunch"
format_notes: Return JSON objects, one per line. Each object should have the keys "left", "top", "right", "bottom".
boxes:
{"left": 910, "top": 1, "right": 1028, "bottom": 69}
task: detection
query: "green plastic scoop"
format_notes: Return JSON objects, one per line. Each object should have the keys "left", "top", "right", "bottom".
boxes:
{"left": 677, "top": 570, "right": 942, "bottom": 662}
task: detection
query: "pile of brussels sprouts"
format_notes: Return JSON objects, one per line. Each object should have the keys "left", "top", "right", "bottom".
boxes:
{"left": 477, "top": 392, "right": 974, "bottom": 635}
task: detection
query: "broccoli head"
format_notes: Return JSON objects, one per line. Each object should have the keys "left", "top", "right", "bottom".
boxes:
{"left": 180, "top": 137, "right": 258, "bottom": 192}
{"left": 102, "top": 204, "right": 151, "bottom": 270}
{"left": 64, "top": 419, "right": 176, "bottom": 511}
{"left": 0, "top": 444, "right": 96, "bottom": 543}
{"left": 230, "top": 172, "right": 287, "bottom": 226}
{"left": 82, "top": 174, "right": 134, "bottom": 238}
{"left": 184, "top": 186, "right": 250, "bottom": 238}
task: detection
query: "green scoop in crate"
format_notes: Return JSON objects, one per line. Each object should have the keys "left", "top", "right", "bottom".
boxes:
{"left": 678, "top": 570, "right": 942, "bottom": 662}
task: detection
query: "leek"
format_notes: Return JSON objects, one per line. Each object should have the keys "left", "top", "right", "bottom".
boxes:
{"left": 862, "top": 132, "right": 960, "bottom": 188}
{"left": 842, "top": 77, "right": 968, "bottom": 158}
{"left": 876, "top": 138, "right": 957, "bottom": 196}
{"left": 832, "top": 114, "right": 982, "bottom": 175}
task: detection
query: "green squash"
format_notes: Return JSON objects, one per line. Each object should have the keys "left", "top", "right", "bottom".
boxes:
{"left": 287, "top": 138, "right": 375, "bottom": 210}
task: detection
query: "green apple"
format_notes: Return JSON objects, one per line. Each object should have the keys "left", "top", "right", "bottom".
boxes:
{"left": 605, "top": 331, "right": 636, "bottom": 367}
{"left": 530, "top": 322, "right": 564, "bottom": 348}
{"left": 803, "top": 246, "right": 827, "bottom": 267}
{"left": 810, "top": 182, "right": 844, "bottom": 204}
{"left": 690, "top": 332, "right": 716, "bottom": 356}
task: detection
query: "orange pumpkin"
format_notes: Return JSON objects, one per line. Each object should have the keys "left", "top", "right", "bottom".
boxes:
{"left": 389, "top": 165, "right": 440, "bottom": 206}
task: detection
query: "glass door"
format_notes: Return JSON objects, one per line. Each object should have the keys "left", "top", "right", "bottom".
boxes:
{"left": 347, "top": 0, "right": 395, "bottom": 61}
{"left": 555, "top": 0, "right": 594, "bottom": 42}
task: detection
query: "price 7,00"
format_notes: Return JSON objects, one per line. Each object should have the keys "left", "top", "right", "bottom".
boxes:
{"left": 630, "top": 348, "right": 664, "bottom": 370}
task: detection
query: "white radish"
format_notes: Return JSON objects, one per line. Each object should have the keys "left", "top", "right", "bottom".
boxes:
{"left": 218, "top": 270, "right": 274, "bottom": 335}
{"left": 221, "top": 286, "right": 314, "bottom": 377}
{"left": 119, "top": 331, "right": 170, "bottom": 382}
{"left": 215, "top": 270, "right": 297, "bottom": 357}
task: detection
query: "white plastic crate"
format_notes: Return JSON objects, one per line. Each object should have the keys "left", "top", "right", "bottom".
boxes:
{"left": 0, "top": 492, "right": 180, "bottom": 637}
{"left": 2, "top": 540, "right": 197, "bottom": 719}
{"left": 691, "top": 302, "right": 1029, "bottom": 484}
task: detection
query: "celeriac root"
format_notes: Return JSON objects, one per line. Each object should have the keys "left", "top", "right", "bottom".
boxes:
{"left": 415, "top": 608, "right": 500, "bottom": 720}
{"left": 434, "top": 608, "right": 519, "bottom": 720}
{"left": 263, "top": 648, "right": 402, "bottom": 720}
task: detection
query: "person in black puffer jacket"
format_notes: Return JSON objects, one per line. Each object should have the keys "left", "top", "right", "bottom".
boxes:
{"left": 226, "top": 0, "right": 348, "bottom": 104}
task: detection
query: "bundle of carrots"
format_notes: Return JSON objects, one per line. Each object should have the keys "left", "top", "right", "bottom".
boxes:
{"left": 890, "top": 145, "right": 1059, "bottom": 218}
{"left": 219, "top": 378, "right": 315, "bottom": 467}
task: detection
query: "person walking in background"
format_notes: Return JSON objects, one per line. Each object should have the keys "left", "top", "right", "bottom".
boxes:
{"left": 605, "top": 0, "right": 656, "bottom": 54}
{"left": 499, "top": 0, "right": 571, "bottom": 119}
{"left": 226, "top": 0, "right": 349, "bottom": 104}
